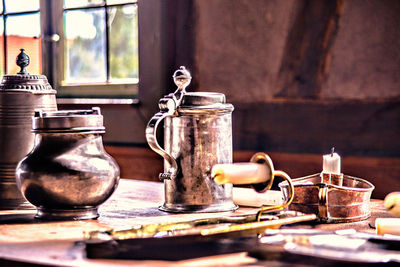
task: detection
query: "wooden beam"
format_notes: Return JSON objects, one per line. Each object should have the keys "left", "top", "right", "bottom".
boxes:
{"left": 275, "top": 0, "right": 344, "bottom": 98}
{"left": 233, "top": 98, "right": 400, "bottom": 157}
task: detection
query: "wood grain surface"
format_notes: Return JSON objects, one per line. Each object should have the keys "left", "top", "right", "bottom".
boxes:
{"left": 0, "top": 179, "right": 392, "bottom": 266}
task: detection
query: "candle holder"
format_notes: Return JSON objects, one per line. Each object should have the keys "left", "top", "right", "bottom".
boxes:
{"left": 279, "top": 150, "right": 375, "bottom": 223}
{"left": 248, "top": 153, "right": 295, "bottom": 221}
{"left": 279, "top": 174, "right": 374, "bottom": 223}
{"left": 212, "top": 152, "right": 295, "bottom": 221}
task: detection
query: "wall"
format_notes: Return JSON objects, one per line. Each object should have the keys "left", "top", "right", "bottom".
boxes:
{"left": 195, "top": 0, "right": 400, "bottom": 101}
{"left": 191, "top": 0, "right": 399, "bottom": 157}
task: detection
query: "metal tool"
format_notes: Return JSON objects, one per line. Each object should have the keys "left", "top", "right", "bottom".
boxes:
{"left": 88, "top": 211, "right": 317, "bottom": 241}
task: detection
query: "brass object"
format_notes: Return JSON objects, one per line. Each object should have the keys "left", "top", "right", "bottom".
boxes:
{"left": 279, "top": 173, "right": 375, "bottom": 223}
{"left": 146, "top": 66, "right": 236, "bottom": 213}
{"left": 15, "top": 108, "right": 120, "bottom": 220}
{"left": 248, "top": 153, "right": 295, "bottom": 221}
{"left": 88, "top": 211, "right": 317, "bottom": 241}
{"left": 0, "top": 49, "right": 57, "bottom": 210}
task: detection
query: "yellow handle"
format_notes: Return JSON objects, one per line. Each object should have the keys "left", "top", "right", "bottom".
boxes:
{"left": 255, "top": 169, "right": 294, "bottom": 222}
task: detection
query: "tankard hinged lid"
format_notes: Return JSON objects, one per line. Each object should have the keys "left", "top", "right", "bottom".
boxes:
{"left": 33, "top": 107, "right": 105, "bottom": 133}
{"left": 158, "top": 66, "right": 233, "bottom": 115}
{"left": 0, "top": 49, "right": 56, "bottom": 94}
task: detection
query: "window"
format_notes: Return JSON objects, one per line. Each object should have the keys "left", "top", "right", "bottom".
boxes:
{"left": 0, "top": 0, "right": 186, "bottom": 144}
{"left": 56, "top": 0, "right": 139, "bottom": 100}
{"left": 0, "top": 0, "right": 41, "bottom": 76}
{"left": 0, "top": 0, "right": 139, "bottom": 101}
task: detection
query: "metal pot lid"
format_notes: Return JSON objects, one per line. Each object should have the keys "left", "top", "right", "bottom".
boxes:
{"left": 178, "top": 92, "right": 234, "bottom": 114}
{"left": 181, "top": 92, "right": 226, "bottom": 106}
{"left": 0, "top": 49, "right": 56, "bottom": 94}
{"left": 162, "top": 66, "right": 234, "bottom": 115}
{"left": 33, "top": 107, "right": 105, "bottom": 133}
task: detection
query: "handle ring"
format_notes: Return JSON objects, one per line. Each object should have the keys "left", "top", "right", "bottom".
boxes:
{"left": 249, "top": 153, "right": 294, "bottom": 222}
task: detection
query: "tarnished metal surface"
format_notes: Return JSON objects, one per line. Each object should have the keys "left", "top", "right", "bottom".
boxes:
{"left": 0, "top": 49, "right": 57, "bottom": 210}
{"left": 279, "top": 173, "right": 375, "bottom": 223}
{"left": 146, "top": 66, "right": 236, "bottom": 213}
{"left": 15, "top": 108, "right": 120, "bottom": 220}
{"left": 161, "top": 111, "right": 236, "bottom": 212}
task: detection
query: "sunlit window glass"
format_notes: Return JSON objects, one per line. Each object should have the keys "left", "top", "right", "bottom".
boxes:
{"left": 107, "top": 0, "right": 136, "bottom": 4}
{"left": 108, "top": 4, "right": 138, "bottom": 82}
{"left": 64, "top": 9, "right": 107, "bottom": 83}
{"left": 64, "top": 0, "right": 103, "bottom": 9}
{"left": 6, "top": 14, "right": 41, "bottom": 74}
{"left": 4, "top": 0, "right": 39, "bottom": 13}
{"left": 0, "top": 17, "right": 4, "bottom": 76}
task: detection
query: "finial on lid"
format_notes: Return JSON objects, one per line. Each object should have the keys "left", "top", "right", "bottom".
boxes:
{"left": 173, "top": 66, "right": 191, "bottom": 92}
{"left": 16, "top": 48, "right": 30, "bottom": 75}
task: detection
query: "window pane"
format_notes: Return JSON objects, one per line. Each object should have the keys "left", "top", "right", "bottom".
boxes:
{"left": 108, "top": 4, "right": 138, "bottom": 81}
{"left": 0, "top": 0, "right": 3, "bottom": 14}
{"left": 0, "top": 16, "right": 4, "bottom": 76}
{"left": 5, "top": 0, "right": 39, "bottom": 13}
{"left": 64, "top": 9, "right": 106, "bottom": 83}
{"left": 64, "top": 0, "right": 104, "bottom": 9}
{"left": 107, "top": 0, "right": 136, "bottom": 4}
{"left": 6, "top": 14, "right": 41, "bottom": 74}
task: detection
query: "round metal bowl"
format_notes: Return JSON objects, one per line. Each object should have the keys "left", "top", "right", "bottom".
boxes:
{"left": 279, "top": 173, "right": 374, "bottom": 223}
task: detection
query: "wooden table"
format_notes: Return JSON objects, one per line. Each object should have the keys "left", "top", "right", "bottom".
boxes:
{"left": 0, "top": 179, "right": 391, "bottom": 266}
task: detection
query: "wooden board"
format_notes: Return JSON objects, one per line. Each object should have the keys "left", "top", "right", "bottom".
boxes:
{"left": 0, "top": 179, "right": 391, "bottom": 266}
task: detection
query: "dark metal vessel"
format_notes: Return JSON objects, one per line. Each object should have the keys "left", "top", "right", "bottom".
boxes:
{"left": 146, "top": 66, "right": 237, "bottom": 213}
{"left": 0, "top": 49, "right": 57, "bottom": 210}
{"left": 16, "top": 108, "right": 120, "bottom": 220}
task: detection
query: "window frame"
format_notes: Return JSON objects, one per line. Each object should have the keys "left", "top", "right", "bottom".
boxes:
{"left": 38, "top": 0, "right": 189, "bottom": 145}
{"left": 0, "top": 1, "right": 41, "bottom": 76}
{"left": 40, "top": 0, "right": 140, "bottom": 104}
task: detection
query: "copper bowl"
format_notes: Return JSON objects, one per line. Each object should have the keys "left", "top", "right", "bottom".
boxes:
{"left": 279, "top": 173, "right": 374, "bottom": 223}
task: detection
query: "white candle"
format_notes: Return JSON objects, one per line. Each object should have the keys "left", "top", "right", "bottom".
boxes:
{"left": 232, "top": 187, "right": 283, "bottom": 207}
{"left": 376, "top": 218, "right": 400, "bottom": 235}
{"left": 211, "top": 162, "right": 269, "bottom": 185}
{"left": 322, "top": 152, "right": 341, "bottom": 174}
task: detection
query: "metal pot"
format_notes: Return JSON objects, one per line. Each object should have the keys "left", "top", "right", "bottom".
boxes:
{"left": 0, "top": 49, "right": 57, "bottom": 210}
{"left": 15, "top": 107, "right": 120, "bottom": 220}
{"left": 146, "top": 66, "right": 237, "bottom": 213}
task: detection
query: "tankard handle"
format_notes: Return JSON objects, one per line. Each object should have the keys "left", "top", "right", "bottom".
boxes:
{"left": 146, "top": 66, "right": 191, "bottom": 181}
{"left": 146, "top": 111, "right": 179, "bottom": 180}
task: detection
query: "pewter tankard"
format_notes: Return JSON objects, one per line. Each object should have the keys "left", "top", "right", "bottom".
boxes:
{"left": 146, "top": 66, "right": 237, "bottom": 213}
{"left": 0, "top": 49, "right": 57, "bottom": 210}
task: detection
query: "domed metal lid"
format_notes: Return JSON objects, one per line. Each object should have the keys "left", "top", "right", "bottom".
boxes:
{"left": 158, "top": 66, "right": 234, "bottom": 115}
{"left": 0, "top": 49, "right": 56, "bottom": 94}
{"left": 178, "top": 92, "right": 234, "bottom": 114}
{"left": 33, "top": 107, "right": 105, "bottom": 133}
